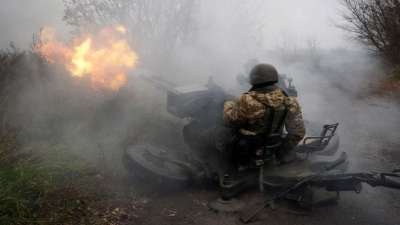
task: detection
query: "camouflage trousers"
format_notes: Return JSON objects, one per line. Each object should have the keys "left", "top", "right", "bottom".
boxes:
{"left": 197, "top": 125, "right": 238, "bottom": 154}
{"left": 183, "top": 122, "right": 267, "bottom": 167}
{"left": 197, "top": 125, "right": 267, "bottom": 167}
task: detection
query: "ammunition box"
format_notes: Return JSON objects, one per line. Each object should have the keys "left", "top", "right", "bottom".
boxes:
{"left": 167, "top": 85, "right": 211, "bottom": 118}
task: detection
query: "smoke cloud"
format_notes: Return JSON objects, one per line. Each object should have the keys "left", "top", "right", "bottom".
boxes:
{"left": 0, "top": 0, "right": 398, "bottom": 176}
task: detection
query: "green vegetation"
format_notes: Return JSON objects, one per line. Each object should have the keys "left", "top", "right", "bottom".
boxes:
{"left": 375, "top": 66, "right": 400, "bottom": 95}
{"left": 0, "top": 44, "right": 110, "bottom": 224}
{"left": 0, "top": 141, "right": 105, "bottom": 224}
{"left": 0, "top": 40, "right": 156, "bottom": 224}
{"left": 388, "top": 66, "right": 400, "bottom": 80}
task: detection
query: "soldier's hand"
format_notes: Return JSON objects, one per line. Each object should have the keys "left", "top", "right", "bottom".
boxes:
{"left": 274, "top": 151, "right": 285, "bottom": 164}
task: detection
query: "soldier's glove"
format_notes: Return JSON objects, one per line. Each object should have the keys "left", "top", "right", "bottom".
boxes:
{"left": 274, "top": 150, "right": 285, "bottom": 164}
{"left": 274, "top": 144, "right": 289, "bottom": 164}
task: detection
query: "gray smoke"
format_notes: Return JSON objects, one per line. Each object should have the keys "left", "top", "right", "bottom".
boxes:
{"left": 1, "top": 0, "right": 398, "bottom": 176}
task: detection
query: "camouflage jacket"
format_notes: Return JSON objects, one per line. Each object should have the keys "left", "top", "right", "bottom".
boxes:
{"left": 223, "top": 86, "right": 306, "bottom": 155}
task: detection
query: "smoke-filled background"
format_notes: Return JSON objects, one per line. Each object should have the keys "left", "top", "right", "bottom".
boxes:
{"left": 0, "top": 0, "right": 399, "bottom": 224}
{"left": 0, "top": 0, "right": 390, "bottom": 157}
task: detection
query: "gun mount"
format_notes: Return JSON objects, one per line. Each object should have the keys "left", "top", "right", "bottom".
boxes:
{"left": 141, "top": 73, "right": 296, "bottom": 120}
{"left": 123, "top": 73, "right": 400, "bottom": 223}
{"left": 139, "top": 75, "right": 226, "bottom": 127}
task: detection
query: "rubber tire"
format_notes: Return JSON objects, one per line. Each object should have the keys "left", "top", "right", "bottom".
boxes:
{"left": 122, "top": 144, "right": 191, "bottom": 190}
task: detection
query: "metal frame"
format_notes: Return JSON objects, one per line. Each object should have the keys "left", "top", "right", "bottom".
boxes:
{"left": 300, "top": 123, "right": 339, "bottom": 158}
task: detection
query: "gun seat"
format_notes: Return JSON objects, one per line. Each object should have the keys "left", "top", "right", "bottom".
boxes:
{"left": 298, "top": 123, "right": 339, "bottom": 158}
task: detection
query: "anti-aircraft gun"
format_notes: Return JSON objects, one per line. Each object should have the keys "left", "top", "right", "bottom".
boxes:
{"left": 123, "top": 73, "right": 400, "bottom": 223}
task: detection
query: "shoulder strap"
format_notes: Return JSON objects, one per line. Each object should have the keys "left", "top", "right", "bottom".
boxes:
{"left": 258, "top": 92, "right": 290, "bottom": 135}
{"left": 274, "top": 95, "right": 290, "bottom": 133}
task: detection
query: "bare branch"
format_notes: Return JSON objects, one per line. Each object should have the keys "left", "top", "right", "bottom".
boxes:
{"left": 334, "top": 0, "right": 400, "bottom": 63}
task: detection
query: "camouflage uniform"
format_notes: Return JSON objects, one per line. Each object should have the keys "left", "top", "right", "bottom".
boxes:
{"left": 223, "top": 86, "right": 306, "bottom": 159}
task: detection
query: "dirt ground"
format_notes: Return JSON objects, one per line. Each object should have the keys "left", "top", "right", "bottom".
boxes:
{"left": 107, "top": 90, "right": 400, "bottom": 225}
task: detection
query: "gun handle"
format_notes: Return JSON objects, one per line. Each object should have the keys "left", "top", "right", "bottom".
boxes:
{"left": 325, "top": 152, "right": 347, "bottom": 171}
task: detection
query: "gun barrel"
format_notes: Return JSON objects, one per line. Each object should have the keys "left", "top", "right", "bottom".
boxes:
{"left": 311, "top": 176, "right": 363, "bottom": 192}
{"left": 379, "top": 175, "right": 400, "bottom": 189}
{"left": 139, "top": 74, "right": 177, "bottom": 91}
{"left": 311, "top": 171, "right": 400, "bottom": 191}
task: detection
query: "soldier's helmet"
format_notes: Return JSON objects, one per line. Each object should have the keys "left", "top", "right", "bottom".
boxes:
{"left": 249, "top": 63, "right": 278, "bottom": 85}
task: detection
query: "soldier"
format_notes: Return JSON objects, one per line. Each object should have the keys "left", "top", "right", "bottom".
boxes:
{"left": 191, "top": 63, "right": 305, "bottom": 169}
{"left": 223, "top": 63, "right": 306, "bottom": 168}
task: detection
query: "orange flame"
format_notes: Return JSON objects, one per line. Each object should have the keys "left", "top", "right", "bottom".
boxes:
{"left": 41, "top": 26, "right": 138, "bottom": 91}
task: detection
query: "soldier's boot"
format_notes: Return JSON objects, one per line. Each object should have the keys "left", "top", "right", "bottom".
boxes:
{"left": 250, "top": 148, "right": 264, "bottom": 168}
{"left": 238, "top": 148, "right": 264, "bottom": 171}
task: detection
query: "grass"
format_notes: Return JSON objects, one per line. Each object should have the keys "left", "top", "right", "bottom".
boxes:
{"left": 367, "top": 65, "right": 400, "bottom": 96}
{"left": 377, "top": 67, "right": 400, "bottom": 94}
{"left": 0, "top": 40, "right": 158, "bottom": 224}
{"left": 388, "top": 66, "right": 400, "bottom": 80}
{"left": 0, "top": 140, "right": 107, "bottom": 224}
